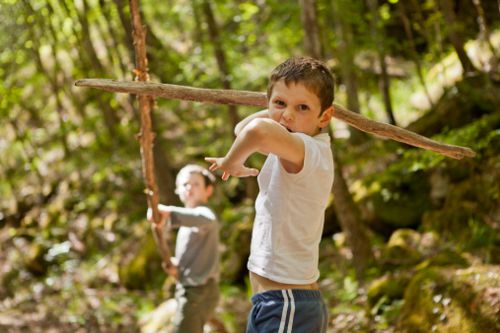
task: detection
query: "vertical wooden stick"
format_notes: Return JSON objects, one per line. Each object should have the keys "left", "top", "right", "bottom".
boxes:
{"left": 129, "top": 0, "right": 172, "bottom": 270}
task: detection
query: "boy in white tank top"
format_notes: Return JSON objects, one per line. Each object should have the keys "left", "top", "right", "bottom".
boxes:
{"left": 206, "top": 56, "right": 335, "bottom": 333}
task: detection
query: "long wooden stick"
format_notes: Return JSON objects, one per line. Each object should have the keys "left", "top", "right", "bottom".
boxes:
{"left": 75, "top": 78, "right": 476, "bottom": 159}
{"left": 129, "top": 0, "right": 172, "bottom": 271}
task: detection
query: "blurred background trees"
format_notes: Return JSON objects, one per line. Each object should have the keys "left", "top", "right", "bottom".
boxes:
{"left": 0, "top": 0, "right": 498, "bottom": 332}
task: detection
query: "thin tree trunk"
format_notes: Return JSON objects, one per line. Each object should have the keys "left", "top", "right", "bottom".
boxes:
{"left": 438, "top": 0, "right": 477, "bottom": 75}
{"left": 97, "top": 0, "right": 129, "bottom": 78}
{"left": 22, "top": 0, "right": 71, "bottom": 157}
{"left": 201, "top": 0, "right": 240, "bottom": 130}
{"left": 378, "top": 54, "right": 396, "bottom": 124}
{"left": 398, "top": 1, "right": 435, "bottom": 109}
{"left": 114, "top": 0, "right": 136, "bottom": 64}
{"left": 330, "top": 0, "right": 366, "bottom": 143}
{"left": 331, "top": 151, "right": 375, "bottom": 276}
{"left": 471, "top": 0, "right": 497, "bottom": 70}
{"left": 76, "top": 0, "right": 120, "bottom": 138}
{"left": 367, "top": 0, "right": 396, "bottom": 125}
{"left": 299, "top": 0, "right": 323, "bottom": 59}
{"left": 410, "top": 0, "right": 444, "bottom": 78}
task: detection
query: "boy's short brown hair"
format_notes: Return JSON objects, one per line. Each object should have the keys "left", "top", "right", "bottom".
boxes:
{"left": 267, "top": 56, "right": 335, "bottom": 113}
{"left": 176, "top": 164, "right": 215, "bottom": 188}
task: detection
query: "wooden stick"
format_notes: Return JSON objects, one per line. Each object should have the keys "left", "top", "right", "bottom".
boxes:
{"left": 129, "top": 0, "right": 172, "bottom": 270}
{"left": 75, "top": 78, "right": 476, "bottom": 159}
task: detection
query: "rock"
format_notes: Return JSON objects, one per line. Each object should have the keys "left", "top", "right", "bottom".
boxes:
{"left": 397, "top": 265, "right": 500, "bottom": 333}
{"left": 139, "top": 299, "right": 177, "bottom": 333}
{"left": 367, "top": 272, "right": 411, "bottom": 307}
{"left": 381, "top": 229, "right": 423, "bottom": 266}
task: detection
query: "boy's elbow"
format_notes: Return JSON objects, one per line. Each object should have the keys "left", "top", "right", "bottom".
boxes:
{"left": 234, "top": 124, "right": 242, "bottom": 136}
{"left": 244, "top": 118, "right": 268, "bottom": 144}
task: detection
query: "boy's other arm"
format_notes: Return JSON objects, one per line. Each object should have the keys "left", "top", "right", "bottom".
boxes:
{"left": 234, "top": 109, "right": 269, "bottom": 136}
{"left": 167, "top": 206, "right": 217, "bottom": 228}
{"left": 147, "top": 204, "right": 171, "bottom": 224}
{"left": 148, "top": 205, "right": 215, "bottom": 228}
{"left": 206, "top": 118, "right": 305, "bottom": 180}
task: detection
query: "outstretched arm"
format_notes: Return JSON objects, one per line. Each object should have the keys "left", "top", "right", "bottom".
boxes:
{"left": 206, "top": 118, "right": 305, "bottom": 180}
{"left": 234, "top": 109, "right": 269, "bottom": 136}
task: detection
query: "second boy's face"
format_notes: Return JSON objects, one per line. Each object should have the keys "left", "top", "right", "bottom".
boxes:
{"left": 268, "top": 80, "right": 330, "bottom": 136}
{"left": 176, "top": 173, "right": 213, "bottom": 208}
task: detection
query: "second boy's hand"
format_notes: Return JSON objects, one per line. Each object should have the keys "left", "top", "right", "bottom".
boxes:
{"left": 204, "top": 156, "right": 259, "bottom": 181}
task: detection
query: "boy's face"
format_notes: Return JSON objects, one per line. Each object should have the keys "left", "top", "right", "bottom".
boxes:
{"left": 176, "top": 172, "right": 213, "bottom": 208}
{"left": 268, "top": 80, "right": 331, "bottom": 136}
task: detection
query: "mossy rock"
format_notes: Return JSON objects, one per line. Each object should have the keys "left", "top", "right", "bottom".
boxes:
{"left": 118, "top": 232, "right": 164, "bottom": 290}
{"left": 366, "top": 172, "right": 432, "bottom": 229}
{"left": 422, "top": 166, "right": 499, "bottom": 254}
{"left": 381, "top": 229, "right": 423, "bottom": 266}
{"left": 415, "top": 249, "right": 469, "bottom": 271}
{"left": 367, "top": 271, "right": 412, "bottom": 307}
{"left": 397, "top": 265, "right": 499, "bottom": 333}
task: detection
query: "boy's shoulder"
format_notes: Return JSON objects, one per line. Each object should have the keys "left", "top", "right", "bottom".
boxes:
{"left": 292, "top": 131, "right": 331, "bottom": 146}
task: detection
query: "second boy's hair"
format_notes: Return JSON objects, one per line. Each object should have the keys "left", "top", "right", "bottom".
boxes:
{"left": 176, "top": 164, "right": 215, "bottom": 188}
{"left": 267, "top": 56, "right": 335, "bottom": 113}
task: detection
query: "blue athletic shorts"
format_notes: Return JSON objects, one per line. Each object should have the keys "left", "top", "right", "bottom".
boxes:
{"left": 246, "top": 289, "right": 328, "bottom": 333}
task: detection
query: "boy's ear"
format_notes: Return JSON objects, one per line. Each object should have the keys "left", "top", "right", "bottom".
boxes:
{"left": 319, "top": 106, "right": 333, "bottom": 128}
{"left": 206, "top": 184, "right": 214, "bottom": 198}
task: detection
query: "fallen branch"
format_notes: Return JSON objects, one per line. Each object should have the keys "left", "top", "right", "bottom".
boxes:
{"left": 75, "top": 78, "right": 476, "bottom": 159}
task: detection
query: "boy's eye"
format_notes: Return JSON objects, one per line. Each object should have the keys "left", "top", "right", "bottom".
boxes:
{"left": 274, "top": 100, "right": 286, "bottom": 107}
{"left": 298, "top": 104, "right": 309, "bottom": 111}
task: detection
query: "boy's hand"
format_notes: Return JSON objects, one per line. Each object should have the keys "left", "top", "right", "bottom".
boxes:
{"left": 162, "top": 259, "right": 178, "bottom": 278}
{"left": 147, "top": 206, "right": 171, "bottom": 223}
{"left": 205, "top": 157, "right": 259, "bottom": 181}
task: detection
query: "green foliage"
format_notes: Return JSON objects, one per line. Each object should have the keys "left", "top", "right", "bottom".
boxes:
{"left": 1, "top": 0, "right": 499, "bottom": 330}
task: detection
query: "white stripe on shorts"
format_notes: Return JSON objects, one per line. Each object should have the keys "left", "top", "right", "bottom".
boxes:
{"left": 278, "top": 289, "right": 289, "bottom": 333}
{"left": 287, "top": 289, "right": 295, "bottom": 333}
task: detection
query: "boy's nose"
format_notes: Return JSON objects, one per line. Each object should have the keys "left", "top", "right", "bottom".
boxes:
{"left": 282, "top": 108, "right": 293, "bottom": 121}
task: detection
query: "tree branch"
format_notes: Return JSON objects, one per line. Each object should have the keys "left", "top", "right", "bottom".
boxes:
{"left": 75, "top": 78, "right": 476, "bottom": 159}
{"left": 129, "top": 0, "right": 172, "bottom": 269}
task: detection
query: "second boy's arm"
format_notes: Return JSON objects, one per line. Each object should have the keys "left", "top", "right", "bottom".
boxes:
{"left": 206, "top": 118, "right": 305, "bottom": 180}
{"left": 148, "top": 204, "right": 215, "bottom": 227}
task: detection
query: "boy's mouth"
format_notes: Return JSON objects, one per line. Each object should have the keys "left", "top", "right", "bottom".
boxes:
{"left": 280, "top": 123, "right": 293, "bottom": 132}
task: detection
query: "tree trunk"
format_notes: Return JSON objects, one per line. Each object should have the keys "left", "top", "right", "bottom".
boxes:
{"left": 22, "top": 0, "right": 71, "bottom": 157}
{"left": 201, "top": 0, "right": 240, "bottom": 130}
{"left": 471, "top": 0, "right": 497, "bottom": 71}
{"left": 151, "top": 113, "right": 179, "bottom": 205}
{"left": 299, "top": 0, "right": 323, "bottom": 59}
{"left": 438, "top": 0, "right": 477, "bottom": 75}
{"left": 330, "top": 0, "right": 367, "bottom": 143}
{"left": 398, "top": 1, "right": 435, "bottom": 109}
{"left": 300, "top": 0, "right": 375, "bottom": 276}
{"left": 331, "top": 151, "right": 375, "bottom": 276}
{"left": 367, "top": 0, "right": 396, "bottom": 125}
